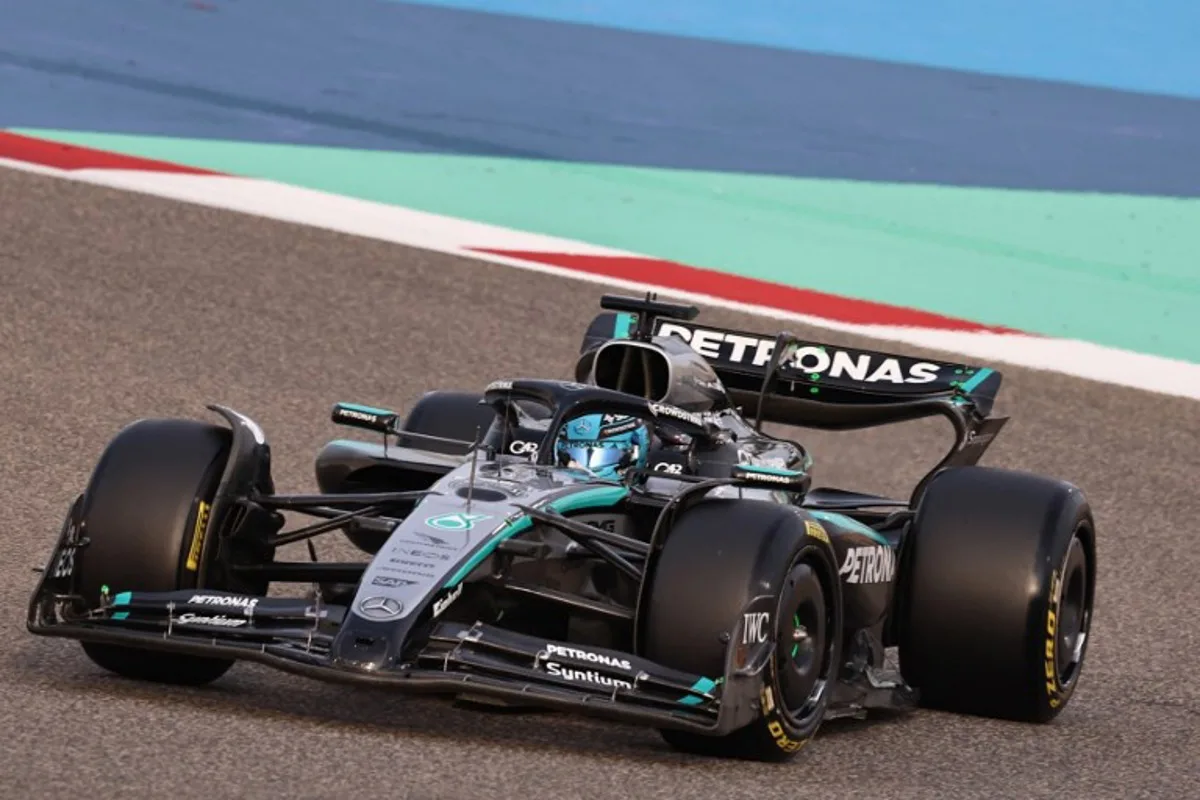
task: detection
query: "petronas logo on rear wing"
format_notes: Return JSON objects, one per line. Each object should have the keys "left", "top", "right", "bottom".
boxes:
{"left": 654, "top": 320, "right": 949, "bottom": 386}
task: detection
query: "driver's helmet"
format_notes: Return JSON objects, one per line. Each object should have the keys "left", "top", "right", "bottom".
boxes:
{"left": 555, "top": 413, "right": 651, "bottom": 480}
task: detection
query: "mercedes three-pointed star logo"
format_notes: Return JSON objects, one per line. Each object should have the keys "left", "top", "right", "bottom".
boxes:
{"left": 358, "top": 595, "right": 404, "bottom": 620}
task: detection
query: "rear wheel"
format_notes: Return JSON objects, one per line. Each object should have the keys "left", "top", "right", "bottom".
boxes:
{"left": 896, "top": 466, "right": 1096, "bottom": 722}
{"left": 642, "top": 499, "right": 841, "bottom": 761}
{"left": 73, "top": 418, "right": 252, "bottom": 686}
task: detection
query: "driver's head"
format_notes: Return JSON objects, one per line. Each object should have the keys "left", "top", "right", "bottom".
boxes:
{"left": 555, "top": 413, "right": 651, "bottom": 480}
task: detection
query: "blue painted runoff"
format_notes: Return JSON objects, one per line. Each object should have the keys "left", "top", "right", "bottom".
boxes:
{"left": 403, "top": 0, "right": 1200, "bottom": 99}
{"left": 4, "top": 0, "right": 1200, "bottom": 196}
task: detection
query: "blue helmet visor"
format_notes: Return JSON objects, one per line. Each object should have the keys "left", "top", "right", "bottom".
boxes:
{"left": 558, "top": 441, "right": 631, "bottom": 474}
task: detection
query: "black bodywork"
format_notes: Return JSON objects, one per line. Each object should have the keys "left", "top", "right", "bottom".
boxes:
{"left": 27, "top": 294, "right": 1010, "bottom": 736}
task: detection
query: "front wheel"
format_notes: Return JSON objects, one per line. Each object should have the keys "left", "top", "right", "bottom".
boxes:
{"left": 641, "top": 500, "right": 842, "bottom": 760}
{"left": 71, "top": 418, "right": 255, "bottom": 686}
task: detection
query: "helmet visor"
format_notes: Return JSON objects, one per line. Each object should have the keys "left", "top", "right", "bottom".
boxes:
{"left": 557, "top": 441, "right": 632, "bottom": 473}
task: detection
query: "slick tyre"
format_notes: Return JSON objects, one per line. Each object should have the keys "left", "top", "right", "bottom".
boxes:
{"left": 897, "top": 466, "right": 1096, "bottom": 722}
{"left": 397, "top": 391, "right": 496, "bottom": 454}
{"left": 642, "top": 499, "right": 842, "bottom": 761}
{"left": 73, "top": 418, "right": 241, "bottom": 686}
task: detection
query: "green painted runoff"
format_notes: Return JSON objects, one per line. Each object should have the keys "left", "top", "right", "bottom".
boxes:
{"left": 22, "top": 129, "right": 1198, "bottom": 364}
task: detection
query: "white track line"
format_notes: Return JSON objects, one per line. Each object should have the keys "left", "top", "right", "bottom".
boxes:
{"left": 4, "top": 157, "right": 1198, "bottom": 401}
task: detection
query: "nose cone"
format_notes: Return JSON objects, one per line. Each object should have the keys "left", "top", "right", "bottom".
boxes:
{"left": 330, "top": 627, "right": 392, "bottom": 672}
{"left": 330, "top": 596, "right": 409, "bottom": 671}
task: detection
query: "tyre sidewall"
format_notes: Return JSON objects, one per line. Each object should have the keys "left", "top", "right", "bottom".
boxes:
{"left": 1033, "top": 495, "right": 1095, "bottom": 719}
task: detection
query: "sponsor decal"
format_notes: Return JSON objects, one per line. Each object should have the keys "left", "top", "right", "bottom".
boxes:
{"left": 760, "top": 686, "right": 810, "bottom": 753}
{"left": 337, "top": 408, "right": 378, "bottom": 424}
{"left": 188, "top": 594, "right": 259, "bottom": 610}
{"left": 838, "top": 545, "right": 896, "bottom": 584}
{"left": 742, "top": 612, "right": 771, "bottom": 644}
{"left": 404, "top": 532, "right": 460, "bottom": 551}
{"left": 804, "top": 520, "right": 830, "bottom": 545}
{"left": 657, "top": 321, "right": 942, "bottom": 385}
{"left": 586, "top": 414, "right": 642, "bottom": 436}
{"left": 580, "top": 516, "right": 618, "bottom": 533}
{"left": 50, "top": 515, "right": 82, "bottom": 580}
{"left": 185, "top": 500, "right": 210, "bottom": 572}
{"left": 545, "top": 662, "right": 633, "bottom": 690}
{"left": 380, "top": 566, "right": 435, "bottom": 579}
{"left": 509, "top": 440, "right": 539, "bottom": 455}
{"left": 432, "top": 584, "right": 463, "bottom": 618}
{"left": 372, "top": 575, "right": 417, "bottom": 589}
{"left": 1045, "top": 569, "right": 1064, "bottom": 708}
{"left": 51, "top": 546, "right": 75, "bottom": 580}
{"left": 177, "top": 613, "right": 247, "bottom": 628}
{"left": 544, "top": 643, "right": 632, "bottom": 671}
{"left": 332, "top": 404, "right": 397, "bottom": 429}
{"left": 736, "top": 469, "right": 800, "bottom": 486}
{"left": 389, "top": 558, "right": 437, "bottom": 570}
{"left": 600, "top": 417, "right": 642, "bottom": 436}
{"left": 653, "top": 462, "right": 683, "bottom": 474}
{"left": 647, "top": 402, "right": 706, "bottom": 428}
{"left": 426, "top": 513, "right": 492, "bottom": 531}
{"left": 486, "top": 380, "right": 513, "bottom": 392}
{"left": 390, "top": 546, "right": 450, "bottom": 562}
{"left": 683, "top": 374, "right": 724, "bottom": 393}
{"left": 358, "top": 596, "right": 404, "bottom": 620}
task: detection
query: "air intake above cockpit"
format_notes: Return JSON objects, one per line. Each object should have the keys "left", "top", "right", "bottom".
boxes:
{"left": 588, "top": 340, "right": 673, "bottom": 403}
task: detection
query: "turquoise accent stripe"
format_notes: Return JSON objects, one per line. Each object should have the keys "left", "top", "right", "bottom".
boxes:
{"left": 338, "top": 402, "right": 397, "bottom": 417}
{"left": 612, "top": 312, "right": 635, "bottom": 339}
{"left": 548, "top": 485, "right": 630, "bottom": 513}
{"left": 809, "top": 510, "right": 890, "bottom": 546}
{"left": 958, "top": 367, "right": 994, "bottom": 394}
{"left": 111, "top": 590, "right": 132, "bottom": 620}
{"left": 443, "top": 485, "right": 630, "bottom": 586}
{"left": 677, "top": 676, "right": 717, "bottom": 706}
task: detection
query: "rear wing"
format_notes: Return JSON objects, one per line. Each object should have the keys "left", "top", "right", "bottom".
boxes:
{"left": 650, "top": 318, "right": 1004, "bottom": 427}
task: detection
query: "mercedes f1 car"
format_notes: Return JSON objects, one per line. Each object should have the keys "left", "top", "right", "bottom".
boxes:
{"left": 27, "top": 293, "right": 1096, "bottom": 760}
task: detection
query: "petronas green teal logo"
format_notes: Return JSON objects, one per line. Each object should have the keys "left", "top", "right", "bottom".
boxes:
{"left": 426, "top": 512, "right": 491, "bottom": 531}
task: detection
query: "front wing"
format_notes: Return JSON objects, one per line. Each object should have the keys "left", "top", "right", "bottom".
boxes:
{"left": 27, "top": 581, "right": 765, "bottom": 735}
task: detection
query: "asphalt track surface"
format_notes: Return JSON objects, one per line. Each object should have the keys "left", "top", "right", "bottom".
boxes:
{"left": 1, "top": 166, "right": 1197, "bottom": 800}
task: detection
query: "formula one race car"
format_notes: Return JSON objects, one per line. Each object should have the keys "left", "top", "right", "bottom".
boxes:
{"left": 27, "top": 293, "right": 1096, "bottom": 761}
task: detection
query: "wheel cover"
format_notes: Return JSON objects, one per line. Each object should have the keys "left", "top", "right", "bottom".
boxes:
{"left": 1053, "top": 533, "right": 1092, "bottom": 692}
{"left": 775, "top": 560, "right": 833, "bottom": 724}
